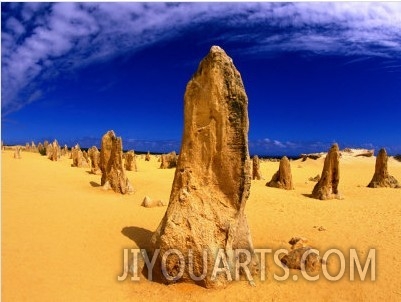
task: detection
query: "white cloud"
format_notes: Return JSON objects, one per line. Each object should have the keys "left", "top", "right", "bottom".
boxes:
{"left": 2, "top": 2, "right": 401, "bottom": 115}
{"left": 273, "top": 140, "right": 285, "bottom": 148}
{"left": 5, "top": 17, "right": 25, "bottom": 36}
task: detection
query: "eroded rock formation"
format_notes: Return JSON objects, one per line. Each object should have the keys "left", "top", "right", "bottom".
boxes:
{"left": 252, "top": 155, "right": 263, "bottom": 180}
{"left": 43, "top": 140, "right": 49, "bottom": 151}
{"left": 367, "top": 148, "right": 400, "bottom": 188}
{"left": 31, "top": 142, "right": 37, "bottom": 152}
{"left": 311, "top": 144, "right": 341, "bottom": 200}
{"left": 88, "top": 146, "right": 101, "bottom": 175}
{"left": 342, "top": 148, "right": 374, "bottom": 157}
{"left": 145, "top": 151, "right": 151, "bottom": 161}
{"left": 301, "top": 153, "right": 323, "bottom": 161}
{"left": 149, "top": 46, "right": 259, "bottom": 288}
{"left": 61, "top": 145, "right": 68, "bottom": 156}
{"left": 45, "top": 139, "right": 60, "bottom": 161}
{"left": 280, "top": 237, "right": 321, "bottom": 273}
{"left": 159, "top": 151, "right": 178, "bottom": 169}
{"left": 355, "top": 150, "right": 374, "bottom": 157}
{"left": 71, "top": 144, "right": 90, "bottom": 168}
{"left": 38, "top": 143, "right": 45, "bottom": 155}
{"left": 46, "top": 143, "right": 53, "bottom": 160}
{"left": 266, "top": 156, "right": 294, "bottom": 190}
{"left": 82, "top": 150, "right": 89, "bottom": 163}
{"left": 141, "top": 196, "right": 165, "bottom": 208}
{"left": 71, "top": 144, "right": 80, "bottom": 167}
{"left": 308, "top": 174, "right": 320, "bottom": 182}
{"left": 13, "top": 146, "right": 22, "bottom": 159}
{"left": 124, "top": 150, "right": 137, "bottom": 171}
{"left": 99, "top": 130, "right": 133, "bottom": 194}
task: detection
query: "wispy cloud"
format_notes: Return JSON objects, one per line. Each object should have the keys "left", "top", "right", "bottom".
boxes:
{"left": 2, "top": 2, "right": 401, "bottom": 115}
{"left": 249, "top": 138, "right": 333, "bottom": 156}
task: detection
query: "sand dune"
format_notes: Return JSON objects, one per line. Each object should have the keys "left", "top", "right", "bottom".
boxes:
{"left": 2, "top": 150, "right": 401, "bottom": 301}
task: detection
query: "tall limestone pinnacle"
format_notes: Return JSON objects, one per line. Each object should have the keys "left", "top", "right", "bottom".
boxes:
{"left": 368, "top": 148, "right": 400, "bottom": 188}
{"left": 149, "top": 46, "right": 259, "bottom": 288}
{"left": 99, "top": 130, "right": 133, "bottom": 194}
{"left": 311, "top": 143, "right": 341, "bottom": 200}
{"left": 266, "top": 156, "right": 294, "bottom": 190}
{"left": 252, "top": 155, "right": 263, "bottom": 180}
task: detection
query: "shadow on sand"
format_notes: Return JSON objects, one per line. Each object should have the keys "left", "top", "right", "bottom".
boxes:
{"left": 89, "top": 181, "right": 101, "bottom": 187}
{"left": 122, "top": 226, "right": 165, "bottom": 283}
{"left": 302, "top": 193, "right": 320, "bottom": 200}
{"left": 121, "top": 226, "right": 154, "bottom": 250}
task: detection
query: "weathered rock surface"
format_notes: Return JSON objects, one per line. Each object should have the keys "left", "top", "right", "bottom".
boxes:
{"left": 43, "top": 140, "right": 49, "bottom": 151}
{"left": 38, "top": 143, "right": 45, "bottom": 155}
{"left": 46, "top": 143, "right": 53, "bottom": 160}
{"left": 13, "top": 146, "right": 22, "bottom": 159}
{"left": 367, "top": 148, "right": 400, "bottom": 188}
{"left": 71, "top": 145, "right": 79, "bottom": 166}
{"left": 71, "top": 144, "right": 90, "bottom": 168}
{"left": 149, "top": 46, "right": 259, "bottom": 288}
{"left": 311, "top": 144, "right": 341, "bottom": 200}
{"left": 47, "top": 139, "right": 60, "bottom": 161}
{"left": 301, "top": 153, "right": 323, "bottom": 161}
{"left": 266, "top": 156, "right": 294, "bottom": 190}
{"left": 88, "top": 146, "right": 101, "bottom": 175}
{"left": 53, "top": 140, "right": 61, "bottom": 161}
{"left": 288, "top": 237, "right": 309, "bottom": 250}
{"left": 99, "top": 130, "right": 133, "bottom": 194}
{"left": 141, "top": 196, "right": 166, "bottom": 208}
{"left": 125, "top": 150, "right": 137, "bottom": 171}
{"left": 308, "top": 174, "right": 320, "bottom": 182}
{"left": 252, "top": 155, "right": 263, "bottom": 180}
{"left": 82, "top": 150, "right": 89, "bottom": 162}
{"left": 280, "top": 237, "right": 321, "bottom": 273}
{"left": 61, "top": 145, "right": 68, "bottom": 156}
{"left": 355, "top": 150, "right": 374, "bottom": 157}
{"left": 145, "top": 151, "right": 151, "bottom": 161}
{"left": 159, "top": 151, "right": 178, "bottom": 169}
{"left": 25, "top": 142, "right": 37, "bottom": 152}
{"left": 342, "top": 148, "right": 374, "bottom": 157}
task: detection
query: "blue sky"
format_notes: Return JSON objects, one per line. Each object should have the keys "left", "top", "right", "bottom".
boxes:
{"left": 2, "top": 2, "right": 401, "bottom": 156}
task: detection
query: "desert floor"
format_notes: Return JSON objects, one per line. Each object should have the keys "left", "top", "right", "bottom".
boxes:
{"left": 2, "top": 149, "right": 401, "bottom": 301}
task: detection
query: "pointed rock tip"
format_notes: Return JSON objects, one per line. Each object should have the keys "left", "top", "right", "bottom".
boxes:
{"left": 208, "top": 45, "right": 233, "bottom": 63}
{"left": 210, "top": 45, "right": 225, "bottom": 53}
{"left": 331, "top": 143, "right": 339, "bottom": 151}
{"left": 106, "top": 130, "right": 116, "bottom": 137}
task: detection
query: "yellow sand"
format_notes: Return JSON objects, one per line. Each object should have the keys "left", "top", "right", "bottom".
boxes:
{"left": 2, "top": 150, "right": 401, "bottom": 301}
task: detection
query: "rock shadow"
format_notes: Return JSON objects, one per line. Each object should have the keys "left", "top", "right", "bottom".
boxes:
{"left": 121, "top": 226, "right": 153, "bottom": 250}
{"left": 121, "top": 226, "right": 156, "bottom": 282}
{"left": 90, "top": 181, "right": 101, "bottom": 187}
